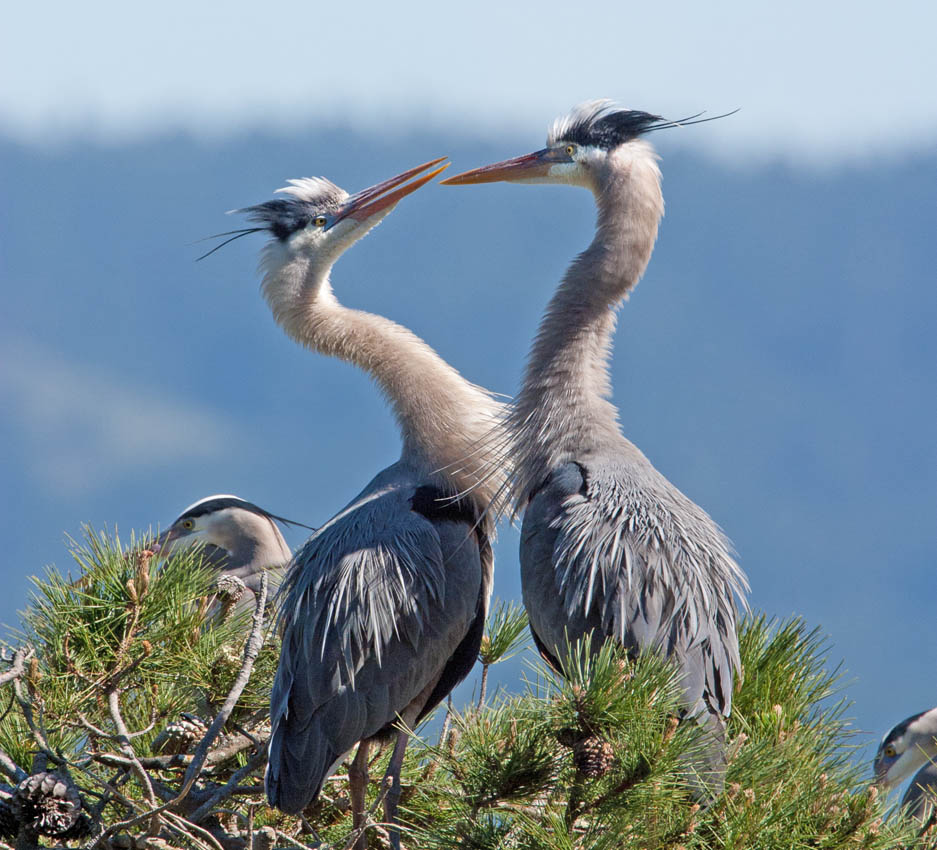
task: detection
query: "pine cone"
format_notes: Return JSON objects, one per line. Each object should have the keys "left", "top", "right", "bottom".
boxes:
{"left": 216, "top": 574, "right": 246, "bottom": 603}
{"left": 12, "top": 771, "right": 83, "bottom": 837}
{"left": 0, "top": 797, "right": 18, "bottom": 839}
{"left": 162, "top": 713, "right": 209, "bottom": 753}
{"left": 573, "top": 736, "right": 614, "bottom": 778}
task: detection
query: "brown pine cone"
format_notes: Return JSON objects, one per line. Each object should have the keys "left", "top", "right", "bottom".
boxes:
{"left": 162, "top": 713, "right": 210, "bottom": 753}
{"left": 216, "top": 574, "right": 246, "bottom": 603}
{"left": 573, "top": 736, "right": 614, "bottom": 778}
{"left": 12, "top": 771, "right": 83, "bottom": 837}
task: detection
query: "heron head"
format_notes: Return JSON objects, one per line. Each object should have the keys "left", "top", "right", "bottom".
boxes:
{"left": 442, "top": 101, "right": 734, "bottom": 193}
{"left": 152, "top": 494, "right": 291, "bottom": 566}
{"left": 218, "top": 158, "right": 449, "bottom": 271}
{"left": 874, "top": 709, "right": 937, "bottom": 789}
{"left": 440, "top": 102, "right": 660, "bottom": 192}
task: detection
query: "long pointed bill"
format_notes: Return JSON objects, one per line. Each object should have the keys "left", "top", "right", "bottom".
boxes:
{"left": 332, "top": 157, "right": 450, "bottom": 226}
{"left": 151, "top": 528, "right": 177, "bottom": 555}
{"left": 440, "top": 148, "right": 569, "bottom": 185}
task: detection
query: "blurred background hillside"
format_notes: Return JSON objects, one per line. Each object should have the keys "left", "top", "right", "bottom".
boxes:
{"left": 1, "top": 0, "right": 935, "bottom": 769}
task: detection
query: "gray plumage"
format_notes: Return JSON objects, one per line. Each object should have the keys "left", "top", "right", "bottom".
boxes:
{"left": 443, "top": 101, "right": 749, "bottom": 795}
{"left": 224, "top": 160, "right": 505, "bottom": 844}
{"left": 875, "top": 707, "right": 937, "bottom": 827}
{"left": 268, "top": 468, "right": 491, "bottom": 813}
{"left": 153, "top": 494, "right": 295, "bottom": 603}
{"left": 903, "top": 762, "right": 937, "bottom": 827}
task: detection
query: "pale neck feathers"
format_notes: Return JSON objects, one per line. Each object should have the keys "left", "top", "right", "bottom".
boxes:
{"left": 508, "top": 142, "right": 664, "bottom": 505}
{"left": 224, "top": 515, "right": 291, "bottom": 580}
{"left": 260, "top": 248, "right": 506, "bottom": 509}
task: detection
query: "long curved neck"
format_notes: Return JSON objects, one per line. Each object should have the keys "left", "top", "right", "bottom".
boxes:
{"left": 226, "top": 520, "right": 291, "bottom": 585}
{"left": 262, "top": 253, "right": 503, "bottom": 503}
{"left": 510, "top": 147, "right": 664, "bottom": 502}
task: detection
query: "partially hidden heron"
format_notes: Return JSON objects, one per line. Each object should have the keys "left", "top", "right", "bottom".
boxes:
{"left": 214, "top": 158, "right": 506, "bottom": 848}
{"left": 152, "top": 494, "right": 301, "bottom": 606}
{"left": 875, "top": 707, "right": 937, "bottom": 827}
{"left": 443, "top": 101, "right": 749, "bottom": 795}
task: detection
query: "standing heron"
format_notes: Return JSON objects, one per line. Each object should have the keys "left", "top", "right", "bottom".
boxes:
{"left": 213, "top": 158, "right": 505, "bottom": 848}
{"left": 443, "top": 102, "right": 749, "bottom": 794}
{"left": 152, "top": 494, "right": 301, "bottom": 606}
{"left": 875, "top": 707, "right": 937, "bottom": 826}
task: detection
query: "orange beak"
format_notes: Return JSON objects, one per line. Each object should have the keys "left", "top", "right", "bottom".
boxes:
{"left": 332, "top": 157, "right": 450, "bottom": 226}
{"left": 440, "top": 148, "right": 570, "bottom": 186}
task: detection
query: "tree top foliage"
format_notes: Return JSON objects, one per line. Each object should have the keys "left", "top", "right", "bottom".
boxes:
{"left": 0, "top": 530, "right": 928, "bottom": 849}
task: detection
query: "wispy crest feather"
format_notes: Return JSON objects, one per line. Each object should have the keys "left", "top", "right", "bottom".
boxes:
{"left": 274, "top": 176, "right": 346, "bottom": 203}
{"left": 548, "top": 100, "right": 663, "bottom": 149}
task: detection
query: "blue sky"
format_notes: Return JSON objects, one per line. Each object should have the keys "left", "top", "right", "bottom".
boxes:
{"left": 2, "top": 0, "right": 936, "bottom": 161}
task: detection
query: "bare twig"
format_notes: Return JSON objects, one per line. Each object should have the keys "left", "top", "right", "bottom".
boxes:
{"left": 188, "top": 751, "right": 267, "bottom": 824}
{"left": 477, "top": 664, "right": 490, "bottom": 711}
{"left": 77, "top": 714, "right": 110, "bottom": 738}
{"left": 78, "top": 712, "right": 158, "bottom": 741}
{"left": 91, "top": 727, "right": 267, "bottom": 773}
{"left": 165, "top": 811, "right": 226, "bottom": 850}
{"left": 275, "top": 827, "right": 319, "bottom": 850}
{"left": 0, "top": 689, "right": 15, "bottom": 727}
{"left": 107, "top": 689, "right": 160, "bottom": 835}
{"left": 176, "top": 573, "right": 268, "bottom": 805}
{"left": 79, "top": 767, "right": 133, "bottom": 819}
{"left": 86, "top": 797, "right": 174, "bottom": 848}
{"left": 0, "top": 648, "right": 33, "bottom": 688}
{"left": 438, "top": 697, "right": 453, "bottom": 748}
{"left": 0, "top": 747, "right": 27, "bottom": 784}
{"left": 12, "top": 679, "right": 59, "bottom": 764}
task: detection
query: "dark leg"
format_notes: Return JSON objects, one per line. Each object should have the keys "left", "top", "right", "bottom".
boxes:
{"left": 349, "top": 740, "right": 371, "bottom": 850}
{"left": 382, "top": 729, "right": 410, "bottom": 850}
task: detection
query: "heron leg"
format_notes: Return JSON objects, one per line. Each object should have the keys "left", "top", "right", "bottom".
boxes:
{"left": 348, "top": 740, "right": 371, "bottom": 850}
{"left": 382, "top": 729, "right": 410, "bottom": 850}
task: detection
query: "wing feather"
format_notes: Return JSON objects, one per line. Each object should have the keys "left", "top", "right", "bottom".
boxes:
{"left": 266, "top": 483, "right": 481, "bottom": 814}
{"left": 523, "top": 458, "right": 746, "bottom": 720}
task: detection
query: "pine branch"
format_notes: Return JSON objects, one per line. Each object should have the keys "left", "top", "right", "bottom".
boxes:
{"left": 1, "top": 531, "right": 925, "bottom": 850}
{"left": 188, "top": 751, "right": 267, "bottom": 824}
{"left": 105, "top": 688, "right": 160, "bottom": 835}
{"left": 0, "top": 650, "right": 33, "bottom": 689}
{"left": 176, "top": 572, "right": 268, "bottom": 805}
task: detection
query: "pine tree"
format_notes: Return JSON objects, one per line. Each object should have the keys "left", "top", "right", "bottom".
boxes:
{"left": 0, "top": 530, "right": 927, "bottom": 849}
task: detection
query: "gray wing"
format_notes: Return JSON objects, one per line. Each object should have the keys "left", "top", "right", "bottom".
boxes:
{"left": 904, "top": 762, "right": 937, "bottom": 826}
{"left": 521, "top": 458, "right": 745, "bottom": 720}
{"left": 266, "top": 487, "right": 482, "bottom": 814}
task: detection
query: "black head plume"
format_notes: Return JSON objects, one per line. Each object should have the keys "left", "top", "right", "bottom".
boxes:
{"left": 195, "top": 176, "right": 345, "bottom": 260}
{"left": 175, "top": 495, "right": 315, "bottom": 531}
{"left": 549, "top": 100, "right": 739, "bottom": 150}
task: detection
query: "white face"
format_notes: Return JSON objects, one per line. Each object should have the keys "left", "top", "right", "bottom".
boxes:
{"left": 155, "top": 511, "right": 228, "bottom": 555}
{"left": 154, "top": 501, "right": 244, "bottom": 556}
{"left": 875, "top": 709, "right": 937, "bottom": 788}
{"left": 551, "top": 143, "right": 611, "bottom": 190}
{"left": 284, "top": 203, "right": 392, "bottom": 263}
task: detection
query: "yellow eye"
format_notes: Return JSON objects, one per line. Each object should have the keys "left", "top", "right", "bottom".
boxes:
{"left": 884, "top": 744, "right": 897, "bottom": 758}
{"left": 182, "top": 519, "right": 195, "bottom": 530}
{"left": 314, "top": 216, "right": 328, "bottom": 227}
{"left": 565, "top": 144, "right": 576, "bottom": 156}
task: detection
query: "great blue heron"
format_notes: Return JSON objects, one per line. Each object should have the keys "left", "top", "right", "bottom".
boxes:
{"left": 216, "top": 159, "right": 505, "bottom": 848}
{"left": 875, "top": 707, "right": 937, "bottom": 826}
{"left": 152, "top": 494, "right": 299, "bottom": 605}
{"left": 443, "top": 101, "right": 749, "bottom": 795}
